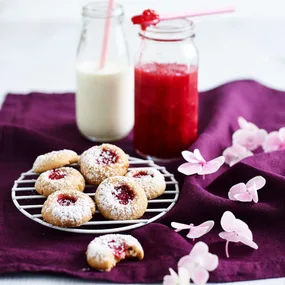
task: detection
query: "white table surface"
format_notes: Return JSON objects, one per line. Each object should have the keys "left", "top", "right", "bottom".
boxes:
{"left": 0, "top": 0, "right": 285, "bottom": 284}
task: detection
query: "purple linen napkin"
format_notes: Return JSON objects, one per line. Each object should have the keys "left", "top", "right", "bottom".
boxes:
{"left": 0, "top": 80, "right": 284, "bottom": 282}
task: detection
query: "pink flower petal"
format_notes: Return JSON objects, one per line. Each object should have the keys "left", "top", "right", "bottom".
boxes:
{"left": 198, "top": 156, "right": 225, "bottom": 175}
{"left": 219, "top": 231, "right": 239, "bottom": 242}
{"left": 279, "top": 127, "right": 285, "bottom": 143}
{"left": 238, "top": 116, "right": 249, "bottom": 130}
{"left": 234, "top": 192, "right": 253, "bottom": 202}
{"left": 187, "top": 226, "right": 209, "bottom": 239}
{"left": 223, "top": 145, "right": 253, "bottom": 166}
{"left": 171, "top": 222, "right": 191, "bottom": 232}
{"left": 228, "top": 183, "right": 247, "bottom": 201}
{"left": 191, "top": 266, "right": 209, "bottom": 285}
{"left": 256, "top": 129, "right": 268, "bottom": 145}
{"left": 246, "top": 176, "right": 266, "bottom": 191}
{"left": 178, "top": 255, "right": 195, "bottom": 273}
{"left": 221, "top": 211, "right": 236, "bottom": 232}
{"left": 181, "top": 150, "right": 200, "bottom": 163}
{"left": 262, "top": 131, "right": 281, "bottom": 152}
{"left": 199, "top": 252, "right": 219, "bottom": 272}
{"left": 251, "top": 189, "right": 259, "bottom": 203}
{"left": 163, "top": 274, "right": 176, "bottom": 285}
{"left": 234, "top": 219, "right": 253, "bottom": 240}
{"left": 193, "top": 149, "right": 206, "bottom": 163}
{"left": 189, "top": 241, "right": 209, "bottom": 260}
{"left": 233, "top": 129, "right": 260, "bottom": 151}
{"left": 178, "top": 163, "right": 202, "bottom": 175}
{"left": 177, "top": 267, "right": 191, "bottom": 285}
{"left": 197, "top": 220, "right": 215, "bottom": 233}
{"left": 239, "top": 235, "right": 258, "bottom": 250}
{"left": 238, "top": 117, "right": 258, "bottom": 131}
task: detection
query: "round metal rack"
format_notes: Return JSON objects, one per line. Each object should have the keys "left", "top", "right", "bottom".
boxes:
{"left": 12, "top": 156, "right": 179, "bottom": 234}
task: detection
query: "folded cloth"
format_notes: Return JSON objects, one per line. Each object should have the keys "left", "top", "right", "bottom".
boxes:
{"left": 0, "top": 81, "right": 284, "bottom": 282}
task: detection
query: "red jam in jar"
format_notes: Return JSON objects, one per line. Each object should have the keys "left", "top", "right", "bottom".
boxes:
{"left": 134, "top": 63, "right": 198, "bottom": 159}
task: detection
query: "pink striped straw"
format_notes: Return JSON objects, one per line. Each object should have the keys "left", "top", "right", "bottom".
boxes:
{"left": 99, "top": 0, "right": 115, "bottom": 69}
{"left": 161, "top": 7, "right": 235, "bottom": 21}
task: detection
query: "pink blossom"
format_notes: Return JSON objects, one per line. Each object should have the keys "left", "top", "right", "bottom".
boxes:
{"left": 163, "top": 267, "right": 190, "bottom": 285}
{"left": 219, "top": 211, "right": 258, "bottom": 258}
{"left": 262, "top": 127, "right": 285, "bottom": 152}
{"left": 178, "top": 242, "right": 219, "bottom": 285}
{"left": 178, "top": 149, "right": 225, "bottom": 176}
{"left": 232, "top": 117, "right": 267, "bottom": 151}
{"left": 223, "top": 144, "right": 253, "bottom": 166}
{"left": 171, "top": 221, "right": 214, "bottom": 241}
{"left": 228, "top": 176, "right": 266, "bottom": 203}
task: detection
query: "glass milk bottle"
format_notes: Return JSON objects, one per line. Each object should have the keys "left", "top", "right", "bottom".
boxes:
{"left": 134, "top": 19, "right": 198, "bottom": 160}
{"left": 76, "top": 2, "right": 133, "bottom": 141}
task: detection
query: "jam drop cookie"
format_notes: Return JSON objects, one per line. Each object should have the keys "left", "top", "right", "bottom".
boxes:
{"left": 86, "top": 234, "right": 144, "bottom": 271}
{"left": 42, "top": 190, "right": 95, "bottom": 227}
{"left": 79, "top": 144, "right": 129, "bottom": 185}
{"left": 33, "top": 149, "right": 79, "bottom": 173}
{"left": 126, "top": 168, "right": 166, "bottom": 199}
{"left": 35, "top": 167, "right": 85, "bottom": 197}
{"left": 95, "top": 176, "right": 147, "bottom": 220}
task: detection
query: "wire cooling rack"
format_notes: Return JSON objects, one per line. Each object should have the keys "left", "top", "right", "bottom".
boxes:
{"left": 11, "top": 156, "right": 179, "bottom": 234}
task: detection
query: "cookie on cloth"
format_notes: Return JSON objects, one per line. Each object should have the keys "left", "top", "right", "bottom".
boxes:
{"left": 42, "top": 189, "right": 95, "bottom": 227}
{"left": 86, "top": 234, "right": 144, "bottom": 271}
{"left": 35, "top": 167, "right": 85, "bottom": 197}
{"left": 125, "top": 168, "right": 166, "bottom": 199}
{"left": 33, "top": 149, "right": 79, "bottom": 173}
{"left": 79, "top": 144, "right": 129, "bottom": 185}
{"left": 95, "top": 176, "right": 147, "bottom": 220}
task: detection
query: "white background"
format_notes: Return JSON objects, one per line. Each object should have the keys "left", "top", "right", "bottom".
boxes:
{"left": 0, "top": 0, "right": 285, "bottom": 284}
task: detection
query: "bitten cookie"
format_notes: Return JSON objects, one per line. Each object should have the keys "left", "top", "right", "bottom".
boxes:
{"left": 86, "top": 234, "right": 144, "bottom": 271}
{"left": 35, "top": 167, "right": 85, "bottom": 197}
{"left": 33, "top": 149, "right": 79, "bottom": 173}
{"left": 95, "top": 176, "right": 147, "bottom": 220}
{"left": 79, "top": 144, "right": 129, "bottom": 185}
{"left": 126, "top": 168, "right": 166, "bottom": 199}
{"left": 42, "top": 190, "right": 95, "bottom": 227}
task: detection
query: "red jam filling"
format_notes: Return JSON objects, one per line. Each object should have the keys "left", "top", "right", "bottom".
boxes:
{"left": 113, "top": 185, "right": 135, "bottom": 205}
{"left": 131, "top": 9, "right": 160, "bottom": 30}
{"left": 133, "top": 171, "right": 154, "bottom": 179}
{"left": 48, "top": 169, "right": 66, "bottom": 180}
{"left": 108, "top": 240, "right": 127, "bottom": 259}
{"left": 96, "top": 149, "right": 119, "bottom": 165}
{"left": 57, "top": 194, "right": 78, "bottom": 206}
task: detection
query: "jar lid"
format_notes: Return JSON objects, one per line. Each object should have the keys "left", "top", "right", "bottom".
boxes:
{"left": 139, "top": 19, "right": 195, "bottom": 41}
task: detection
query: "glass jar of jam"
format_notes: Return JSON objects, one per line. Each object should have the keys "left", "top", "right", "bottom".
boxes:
{"left": 134, "top": 19, "right": 199, "bottom": 160}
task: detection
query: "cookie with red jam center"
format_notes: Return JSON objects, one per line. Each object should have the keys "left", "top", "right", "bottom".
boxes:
{"left": 42, "top": 189, "right": 95, "bottom": 227}
{"left": 86, "top": 234, "right": 144, "bottom": 271}
{"left": 33, "top": 149, "right": 79, "bottom": 173}
{"left": 95, "top": 176, "right": 147, "bottom": 220}
{"left": 79, "top": 144, "right": 129, "bottom": 185}
{"left": 35, "top": 167, "right": 85, "bottom": 196}
{"left": 126, "top": 168, "right": 166, "bottom": 199}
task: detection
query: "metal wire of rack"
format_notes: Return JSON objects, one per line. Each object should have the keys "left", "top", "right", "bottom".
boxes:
{"left": 11, "top": 156, "right": 179, "bottom": 234}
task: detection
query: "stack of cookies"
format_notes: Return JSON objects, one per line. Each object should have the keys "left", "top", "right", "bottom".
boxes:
{"left": 33, "top": 144, "right": 166, "bottom": 228}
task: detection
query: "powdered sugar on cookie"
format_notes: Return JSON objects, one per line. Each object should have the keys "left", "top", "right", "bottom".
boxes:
{"left": 80, "top": 144, "right": 129, "bottom": 185}
{"left": 33, "top": 149, "right": 79, "bottom": 173}
{"left": 95, "top": 176, "right": 147, "bottom": 220}
{"left": 42, "top": 190, "right": 95, "bottom": 227}
{"left": 126, "top": 168, "right": 166, "bottom": 199}
{"left": 86, "top": 234, "right": 144, "bottom": 271}
{"left": 35, "top": 167, "right": 85, "bottom": 196}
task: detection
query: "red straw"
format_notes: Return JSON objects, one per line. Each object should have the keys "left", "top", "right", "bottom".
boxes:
{"left": 161, "top": 7, "right": 235, "bottom": 21}
{"left": 99, "top": 0, "right": 114, "bottom": 69}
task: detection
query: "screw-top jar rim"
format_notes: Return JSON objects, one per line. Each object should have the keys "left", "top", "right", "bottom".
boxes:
{"left": 82, "top": 1, "right": 124, "bottom": 18}
{"left": 139, "top": 19, "right": 195, "bottom": 42}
